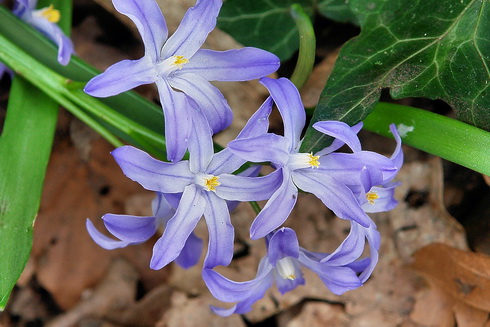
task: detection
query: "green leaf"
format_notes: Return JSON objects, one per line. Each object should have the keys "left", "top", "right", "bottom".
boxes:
{"left": 317, "top": 0, "right": 359, "bottom": 25}
{"left": 363, "top": 102, "right": 490, "bottom": 176}
{"left": 0, "top": 0, "right": 70, "bottom": 309}
{"left": 0, "top": 80, "right": 59, "bottom": 309}
{"left": 302, "top": 0, "right": 490, "bottom": 153}
{"left": 0, "top": 6, "right": 164, "bottom": 141}
{"left": 217, "top": 0, "right": 314, "bottom": 61}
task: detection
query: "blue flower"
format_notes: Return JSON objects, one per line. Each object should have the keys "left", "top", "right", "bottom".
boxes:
{"left": 86, "top": 192, "right": 203, "bottom": 269}
{"left": 13, "top": 0, "right": 74, "bottom": 65}
{"left": 313, "top": 122, "right": 403, "bottom": 214}
{"left": 203, "top": 227, "right": 364, "bottom": 316}
{"left": 228, "top": 77, "right": 399, "bottom": 239}
{"left": 84, "top": 0, "right": 280, "bottom": 161}
{"left": 109, "top": 104, "right": 282, "bottom": 270}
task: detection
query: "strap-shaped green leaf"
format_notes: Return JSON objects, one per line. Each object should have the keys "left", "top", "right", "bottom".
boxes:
{"left": 0, "top": 0, "right": 70, "bottom": 309}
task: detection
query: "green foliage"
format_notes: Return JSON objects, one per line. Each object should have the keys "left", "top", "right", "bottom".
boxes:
{"left": 217, "top": 0, "right": 361, "bottom": 61}
{"left": 317, "top": 0, "right": 358, "bottom": 25}
{"left": 0, "top": 0, "right": 69, "bottom": 309}
{"left": 302, "top": 0, "right": 490, "bottom": 152}
{"left": 218, "top": 0, "right": 314, "bottom": 61}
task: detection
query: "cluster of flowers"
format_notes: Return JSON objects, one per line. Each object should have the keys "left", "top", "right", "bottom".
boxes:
{"left": 7, "top": 0, "right": 403, "bottom": 315}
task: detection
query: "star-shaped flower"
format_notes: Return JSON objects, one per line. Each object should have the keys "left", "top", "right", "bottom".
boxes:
{"left": 84, "top": 0, "right": 280, "bottom": 161}
{"left": 203, "top": 227, "right": 364, "bottom": 316}
{"left": 228, "top": 77, "right": 399, "bottom": 239}
{"left": 110, "top": 103, "right": 282, "bottom": 270}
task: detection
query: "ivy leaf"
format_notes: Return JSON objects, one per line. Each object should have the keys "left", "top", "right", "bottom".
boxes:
{"left": 217, "top": 0, "right": 314, "bottom": 61}
{"left": 317, "top": 0, "right": 359, "bottom": 25}
{"left": 302, "top": 0, "right": 490, "bottom": 153}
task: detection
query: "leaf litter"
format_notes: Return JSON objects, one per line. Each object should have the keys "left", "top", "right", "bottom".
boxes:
{"left": 1, "top": 0, "right": 490, "bottom": 326}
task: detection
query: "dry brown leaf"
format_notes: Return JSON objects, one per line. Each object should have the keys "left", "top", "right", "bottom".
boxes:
{"left": 277, "top": 302, "right": 350, "bottom": 327}
{"left": 46, "top": 258, "right": 139, "bottom": 327}
{"left": 410, "top": 286, "right": 456, "bottom": 327}
{"left": 411, "top": 243, "right": 490, "bottom": 312}
{"left": 32, "top": 137, "right": 170, "bottom": 309}
{"left": 453, "top": 301, "right": 490, "bottom": 327}
{"left": 157, "top": 291, "right": 246, "bottom": 327}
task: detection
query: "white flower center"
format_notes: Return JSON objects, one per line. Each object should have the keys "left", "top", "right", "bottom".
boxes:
{"left": 287, "top": 152, "right": 320, "bottom": 171}
{"left": 366, "top": 191, "right": 379, "bottom": 205}
{"left": 195, "top": 174, "right": 220, "bottom": 192}
{"left": 156, "top": 55, "right": 189, "bottom": 76}
{"left": 276, "top": 257, "right": 297, "bottom": 280}
{"left": 33, "top": 4, "right": 60, "bottom": 23}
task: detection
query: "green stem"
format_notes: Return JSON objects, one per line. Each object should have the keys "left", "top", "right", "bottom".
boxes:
{"left": 249, "top": 201, "right": 262, "bottom": 215}
{"left": 364, "top": 102, "right": 490, "bottom": 175}
{"left": 289, "top": 4, "right": 316, "bottom": 90}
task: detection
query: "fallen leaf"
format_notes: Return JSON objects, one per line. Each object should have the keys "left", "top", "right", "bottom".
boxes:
{"left": 46, "top": 258, "right": 139, "bottom": 327}
{"left": 411, "top": 243, "right": 490, "bottom": 311}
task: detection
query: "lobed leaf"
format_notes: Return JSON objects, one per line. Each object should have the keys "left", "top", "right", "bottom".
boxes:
{"left": 303, "top": 0, "right": 490, "bottom": 152}
{"left": 217, "top": 0, "right": 314, "bottom": 61}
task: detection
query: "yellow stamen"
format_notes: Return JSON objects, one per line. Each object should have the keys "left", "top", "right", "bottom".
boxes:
{"left": 307, "top": 153, "right": 320, "bottom": 168}
{"left": 39, "top": 5, "right": 60, "bottom": 23}
{"left": 172, "top": 55, "right": 189, "bottom": 69}
{"left": 204, "top": 176, "right": 220, "bottom": 192}
{"left": 285, "top": 273, "right": 296, "bottom": 280}
{"left": 366, "top": 191, "right": 379, "bottom": 205}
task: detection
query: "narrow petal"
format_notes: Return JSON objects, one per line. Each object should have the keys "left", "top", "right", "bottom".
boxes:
{"left": 152, "top": 192, "right": 175, "bottom": 219}
{"left": 390, "top": 124, "right": 404, "bottom": 171}
{"left": 202, "top": 192, "right": 234, "bottom": 268}
{"left": 155, "top": 80, "right": 192, "bottom": 162}
{"left": 102, "top": 213, "right": 158, "bottom": 242}
{"left": 150, "top": 185, "right": 205, "bottom": 269}
{"left": 13, "top": 0, "right": 30, "bottom": 12}
{"left": 318, "top": 152, "right": 397, "bottom": 184}
{"left": 360, "top": 165, "right": 384, "bottom": 194}
{"left": 250, "top": 172, "right": 298, "bottom": 239}
{"left": 162, "top": 192, "right": 182, "bottom": 210}
{"left": 226, "top": 165, "right": 263, "bottom": 212}
{"left": 293, "top": 170, "right": 371, "bottom": 227}
{"left": 175, "top": 232, "right": 203, "bottom": 269}
{"left": 84, "top": 57, "right": 156, "bottom": 97}
{"left": 112, "top": 145, "right": 193, "bottom": 193}
{"left": 260, "top": 77, "right": 305, "bottom": 151}
{"left": 169, "top": 73, "right": 232, "bottom": 133}
{"left": 203, "top": 258, "right": 274, "bottom": 303}
{"left": 207, "top": 148, "right": 245, "bottom": 176}
{"left": 188, "top": 110, "right": 214, "bottom": 173}
{"left": 321, "top": 222, "right": 366, "bottom": 265}
{"left": 216, "top": 168, "right": 283, "bottom": 202}
{"left": 315, "top": 264, "right": 362, "bottom": 295}
{"left": 299, "top": 252, "right": 362, "bottom": 295}
{"left": 227, "top": 134, "right": 290, "bottom": 166}
{"left": 237, "top": 97, "right": 273, "bottom": 139}
{"left": 268, "top": 228, "right": 300, "bottom": 265}
{"left": 112, "top": 0, "right": 168, "bottom": 61}
{"left": 359, "top": 225, "right": 380, "bottom": 282}
{"left": 185, "top": 48, "right": 280, "bottom": 81}
{"left": 86, "top": 219, "right": 133, "bottom": 250}
{"left": 161, "top": 0, "right": 221, "bottom": 58}
{"left": 313, "top": 121, "right": 362, "bottom": 152}
{"left": 23, "top": 16, "right": 74, "bottom": 65}
{"left": 315, "top": 122, "right": 363, "bottom": 156}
